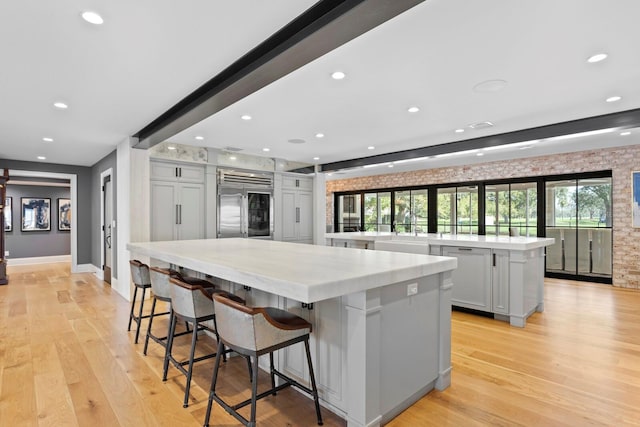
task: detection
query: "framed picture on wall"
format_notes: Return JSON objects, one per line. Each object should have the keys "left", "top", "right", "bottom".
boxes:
{"left": 21, "top": 197, "right": 51, "bottom": 231}
{"left": 633, "top": 171, "right": 640, "bottom": 227}
{"left": 3, "top": 197, "right": 11, "bottom": 232}
{"left": 58, "top": 198, "right": 71, "bottom": 231}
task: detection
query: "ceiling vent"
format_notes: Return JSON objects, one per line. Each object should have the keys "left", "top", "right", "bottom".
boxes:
{"left": 218, "top": 169, "right": 273, "bottom": 188}
{"left": 469, "top": 121, "right": 494, "bottom": 130}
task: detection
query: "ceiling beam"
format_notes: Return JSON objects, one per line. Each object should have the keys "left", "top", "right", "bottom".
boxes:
{"left": 132, "top": 0, "right": 424, "bottom": 149}
{"left": 320, "top": 108, "right": 640, "bottom": 172}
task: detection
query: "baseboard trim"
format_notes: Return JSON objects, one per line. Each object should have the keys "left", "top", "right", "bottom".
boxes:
{"left": 8, "top": 255, "right": 71, "bottom": 266}
{"left": 75, "top": 263, "right": 98, "bottom": 274}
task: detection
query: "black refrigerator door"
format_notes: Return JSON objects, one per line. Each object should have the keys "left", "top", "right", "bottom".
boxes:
{"left": 247, "top": 192, "right": 271, "bottom": 237}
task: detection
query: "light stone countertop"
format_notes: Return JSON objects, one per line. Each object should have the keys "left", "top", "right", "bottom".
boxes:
{"left": 127, "top": 238, "right": 457, "bottom": 303}
{"left": 325, "top": 232, "right": 554, "bottom": 251}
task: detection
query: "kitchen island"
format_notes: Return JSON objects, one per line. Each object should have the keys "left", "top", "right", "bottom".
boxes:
{"left": 127, "top": 238, "right": 457, "bottom": 427}
{"left": 326, "top": 232, "right": 554, "bottom": 327}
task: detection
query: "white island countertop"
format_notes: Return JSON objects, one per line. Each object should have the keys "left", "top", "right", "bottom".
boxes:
{"left": 325, "top": 232, "right": 554, "bottom": 251}
{"left": 127, "top": 238, "right": 457, "bottom": 303}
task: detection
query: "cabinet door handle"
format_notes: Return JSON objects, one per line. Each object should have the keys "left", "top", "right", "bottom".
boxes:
{"left": 175, "top": 167, "right": 178, "bottom": 177}
{"left": 296, "top": 207, "right": 300, "bottom": 223}
{"left": 179, "top": 204, "right": 182, "bottom": 224}
{"left": 458, "top": 247, "right": 473, "bottom": 251}
{"left": 493, "top": 253, "right": 496, "bottom": 267}
{"left": 178, "top": 167, "right": 182, "bottom": 178}
{"left": 176, "top": 204, "right": 179, "bottom": 225}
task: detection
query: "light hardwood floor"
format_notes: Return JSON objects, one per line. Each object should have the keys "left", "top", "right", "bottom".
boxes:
{"left": 1, "top": 263, "right": 639, "bottom": 426}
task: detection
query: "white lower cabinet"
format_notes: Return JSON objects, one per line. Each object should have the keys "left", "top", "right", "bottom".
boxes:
{"left": 439, "top": 246, "right": 509, "bottom": 314}
{"left": 442, "top": 246, "right": 492, "bottom": 311}
{"left": 279, "top": 297, "right": 347, "bottom": 413}
{"left": 329, "top": 239, "right": 373, "bottom": 249}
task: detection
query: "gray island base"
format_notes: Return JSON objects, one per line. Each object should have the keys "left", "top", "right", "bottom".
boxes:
{"left": 127, "top": 238, "right": 457, "bottom": 427}
{"left": 326, "top": 232, "right": 555, "bottom": 328}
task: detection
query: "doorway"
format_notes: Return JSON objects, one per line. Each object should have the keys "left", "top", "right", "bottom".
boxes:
{"left": 101, "top": 170, "right": 113, "bottom": 284}
{"left": 545, "top": 176, "right": 612, "bottom": 282}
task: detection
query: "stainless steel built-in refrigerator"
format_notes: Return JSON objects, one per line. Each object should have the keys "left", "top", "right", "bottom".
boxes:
{"left": 217, "top": 169, "right": 274, "bottom": 239}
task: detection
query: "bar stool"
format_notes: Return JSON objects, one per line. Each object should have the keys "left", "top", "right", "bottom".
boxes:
{"left": 203, "top": 293, "right": 323, "bottom": 427}
{"left": 143, "top": 266, "right": 190, "bottom": 355}
{"left": 164, "top": 276, "right": 246, "bottom": 408}
{"left": 128, "top": 259, "right": 153, "bottom": 344}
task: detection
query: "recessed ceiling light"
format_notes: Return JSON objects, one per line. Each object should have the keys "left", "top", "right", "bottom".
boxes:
{"left": 42, "top": 137, "right": 53, "bottom": 142}
{"left": 37, "top": 156, "right": 46, "bottom": 160}
{"left": 407, "top": 106, "right": 420, "bottom": 113}
{"left": 587, "top": 53, "right": 607, "bottom": 63}
{"left": 620, "top": 131, "right": 631, "bottom": 136}
{"left": 262, "top": 148, "right": 270, "bottom": 152}
{"left": 229, "top": 156, "right": 237, "bottom": 160}
{"left": 167, "top": 146, "right": 176, "bottom": 150}
{"left": 313, "top": 157, "right": 320, "bottom": 160}
{"left": 241, "top": 115, "right": 252, "bottom": 120}
{"left": 606, "top": 96, "right": 622, "bottom": 103}
{"left": 476, "top": 153, "right": 484, "bottom": 157}
{"left": 367, "top": 146, "right": 375, "bottom": 150}
{"left": 473, "top": 79, "right": 507, "bottom": 93}
{"left": 455, "top": 128, "right": 465, "bottom": 133}
{"left": 81, "top": 11, "right": 104, "bottom": 25}
{"left": 331, "top": 71, "right": 346, "bottom": 80}
{"left": 315, "top": 133, "right": 324, "bottom": 138}
{"left": 195, "top": 136, "right": 204, "bottom": 140}
{"left": 388, "top": 164, "right": 394, "bottom": 168}
{"left": 53, "top": 102, "right": 68, "bottom": 109}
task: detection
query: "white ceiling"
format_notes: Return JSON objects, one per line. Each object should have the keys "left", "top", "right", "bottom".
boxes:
{"left": 2, "top": 0, "right": 639, "bottom": 170}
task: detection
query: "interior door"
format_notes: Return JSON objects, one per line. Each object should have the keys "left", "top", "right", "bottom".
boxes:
{"left": 103, "top": 176, "right": 112, "bottom": 284}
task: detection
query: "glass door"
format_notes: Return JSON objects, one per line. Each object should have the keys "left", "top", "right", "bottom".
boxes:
{"left": 545, "top": 178, "right": 612, "bottom": 279}
{"left": 247, "top": 192, "right": 271, "bottom": 237}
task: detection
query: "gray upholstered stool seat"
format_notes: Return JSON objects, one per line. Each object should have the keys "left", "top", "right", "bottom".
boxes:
{"left": 203, "top": 294, "right": 323, "bottom": 427}
{"left": 128, "top": 260, "right": 159, "bottom": 344}
{"left": 163, "top": 276, "right": 246, "bottom": 408}
{"left": 143, "top": 266, "right": 194, "bottom": 355}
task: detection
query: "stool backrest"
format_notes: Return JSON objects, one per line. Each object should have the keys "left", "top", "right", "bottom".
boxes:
{"left": 149, "top": 267, "right": 175, "bottom": 300}
{"left": 213, "top": 294, "right": 311, "bottom": 352}
{"left": 213, "top": 294, "right": 258, "bottom": 350}
{"left": 129, "top": 259, "right": 150, "bottom": 287}
{"left": 169, "top": 277, "right": 215, "bottom": 320}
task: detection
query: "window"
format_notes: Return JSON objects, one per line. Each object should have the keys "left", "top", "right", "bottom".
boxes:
{"left": 485, "top": 182, "right": 537, "bottom": 237}
{"left": 336, "top": 194, "right": 361, "bottom": 232}
{"left": 438, "top": 186, "right": 478, "bottom": 234}
{"left": 364, "top": 192, "right": 391, "bottom": 232}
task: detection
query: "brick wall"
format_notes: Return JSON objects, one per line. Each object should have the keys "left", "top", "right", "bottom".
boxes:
{"left": 326, "top": 144, "right": 640, "bottom": 289}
